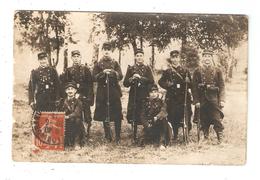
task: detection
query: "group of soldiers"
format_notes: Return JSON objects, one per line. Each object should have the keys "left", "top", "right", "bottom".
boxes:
{"left": 28, "top": 42, "right": 225, "bottom": 149}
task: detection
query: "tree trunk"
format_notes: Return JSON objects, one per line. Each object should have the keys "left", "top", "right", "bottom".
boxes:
{"left": 150, "top": 44, "right": 155, "bottom": 70}
{"left": 118, "top": 49, "right": 122, "bottom": 66}
{"left": 63, "top": 48, "right": 68, "bottom": 71}
{"left": 140, "top": 36, "right": 143, "bottom": 49}
{"left": 92, "top": 43, "right": 99, "bottom": 65}
{"left": 131, "top": 38, "right": 137, "bottom": 54}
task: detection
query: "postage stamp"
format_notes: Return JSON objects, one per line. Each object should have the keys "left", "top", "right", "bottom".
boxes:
{"left": 32, "top": 112, "right": 65, "bottom": 151}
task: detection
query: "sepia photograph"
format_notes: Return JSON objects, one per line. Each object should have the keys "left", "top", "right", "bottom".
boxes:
{"left": 12, "top": 10, "right": 248, "bottom": 164}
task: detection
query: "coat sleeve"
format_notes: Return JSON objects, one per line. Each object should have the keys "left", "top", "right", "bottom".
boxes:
{"left": 192, "top": 69, "right": 200, "bottom": 104}
{"left": 28, "top": 70, "right": 36, "bottom": 105}
{"left": 139, "top": 66, "right": 154, "bottom": 85}
{"left": 158, "top": 70, "right": 170, "bottom": 90}
{"left": 114, "top": 61, "right": 123, "bottom": 81}
{"left": 53, "top": 68, "right": 61, "bottom": 100}
{"left": 217, "top": 68, "right": 225, "bottom": 103}
{"left": 123, "top": 65, "right": 133, "bottom": 87}
{"left": 85, "top": 67, "right": 94, "bottom": 106}
{"left": 155, "top": 101, "right": 168, "bottom": 120}
{"left": 93, "top": 62, "right": 105, "bottom": 82}
{"left": 68, "top": 100, "right": 83, "bottom": 119}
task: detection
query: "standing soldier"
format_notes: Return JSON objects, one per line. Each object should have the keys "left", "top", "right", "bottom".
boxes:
{"left": 123, "top": 48, "right": 154, "bottom": 142}
{"left": 158, "top": 50, "right": 192, "bottom": 142}
{"left": 93, "top": 42, "right": 123, "bottom": 144}
{"left": 192, "top": 49, "right": 225, "bottom": 143}
{"left": 28, "top": 52, "right": 60, "bottom": 111}
{"left": 60, "top": 50, "right": 94, "bottom": 137}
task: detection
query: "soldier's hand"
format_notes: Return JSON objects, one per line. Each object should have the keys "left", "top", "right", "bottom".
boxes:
{"left": 195, "top": 103, "right": 200, "bottom": 108}
{"left": 65, "top": 115, "right": 69, "bottom": 119}
{"left": 75, "top": 93, "right": 80, "bottom": 99}
{"left": 220, "top": 101, "right": 225, "bottom": 109}
{"left": 103, "top": 69, "right": 110, "bottom": 74}
{"left": 30, "top": 102, "right": 36, "bottom": 110}
{"left": 167, "top": 81, "right": 174, "bottom": 87}
{"left": 133, "top": 73, "right": 141, "bottom": 79}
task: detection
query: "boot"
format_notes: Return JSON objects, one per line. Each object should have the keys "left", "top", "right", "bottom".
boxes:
{"left": 217, "top": 131, "right": 223, "bottom": 144}
{"left": 103, "top": 122, "right": 112, "bottom": 142}
{"left": 173, "top": 127, "right": 178, "bottom": 143}
{"left": 203, "top": 129, "right": 209, "bottom": 140}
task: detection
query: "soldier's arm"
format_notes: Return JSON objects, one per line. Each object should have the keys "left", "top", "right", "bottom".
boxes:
{"left": 92, "top": 63, "right": 105, "bottom": 82}
{"left": 158, "top": 70, "right": 170, "bottom": 90}
{"left": 155, "top": 101, "right": 168, "bottom": 120}
{"left": 123, "top": 65, "right": 132, "bottom": 87}
{"left": 192, "top": 69, "right": 200, "bottom": 104}
{"left": 53, "top": 68, "right": 61, "bottom": 100}
{"left": 139, "top": 66, "right": 154, "bottom": 85}
{"left": 68, "top": 100, "right": 83, "bottom": 119}
{"left": 217, "top": 68, "right": 226, "bottom": 102}
{"left": 85, "top": 67, "right": 94, "bottom": 106}
{"left": 113, "top": 61, "right": 123, "bottom": 81}
{"left": 28, "top": 70, "right": 35, "bottom": 105}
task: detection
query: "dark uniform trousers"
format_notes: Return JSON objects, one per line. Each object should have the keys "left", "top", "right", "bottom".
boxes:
{"left": 92, "top": 56, "right": 123, "bottom": 142}
{"left": 192, "top": 66, "right": 225, "bottom": 139}
{"left": 158, "top": 65, "right": 192, "bottom": 139}
{"left": 28, "top": 66, "right": 60, "bottom": 112}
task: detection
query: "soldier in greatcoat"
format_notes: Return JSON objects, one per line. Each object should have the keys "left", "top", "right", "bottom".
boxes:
{"left": 28, "top": 52, "right": 60, "bottom": 111}
{"left": 158, "top": 50, "right": 192, "bottom": 142}
{"left": 192, "top": 49, "right": 225, "bottom": 143}
{"left": 123, "top": 48, "right": 154, "bottom": 141}
{"left": 92, "top": 42, "right": 123, "bottom": 144}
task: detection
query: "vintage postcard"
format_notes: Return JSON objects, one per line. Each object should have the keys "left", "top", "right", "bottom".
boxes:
{"left": 12, "top": 11, "right": 248, "bottom": 164}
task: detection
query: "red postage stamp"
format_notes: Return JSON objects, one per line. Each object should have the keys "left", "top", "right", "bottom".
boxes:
{"left": 32, "top": 112, "right": 65, "bottom": 151}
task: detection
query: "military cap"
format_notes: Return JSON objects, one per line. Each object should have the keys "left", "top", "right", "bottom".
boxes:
{"left": 202, "top": 49, "right": 214, "bottom": 56}
{"left": 135, "top": 48, "right": 144, "bottom": 55}
{"left": 71, "top": 50, "right": 81, "bottom": 56}
{"left": 170, "top": 50, "right": 180, "bottom": 57}
{"left": 102, "top": 42, "right": 112, "bottom": 50}
{"left": 65, "top": 81, "right": 78, "bottom": 90}
{"left": 150, "top": 84, "right": 159, "bottom": 92}
{"left": 38, "top": 52, "right": 47, "bottom": 59}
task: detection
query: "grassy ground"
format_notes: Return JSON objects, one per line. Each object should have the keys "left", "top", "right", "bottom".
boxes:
{"left": 12, "top": 63, "right": 247, "bottom": 165}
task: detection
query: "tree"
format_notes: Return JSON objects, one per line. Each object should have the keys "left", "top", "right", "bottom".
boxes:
{"left": 14, "top": 10, "right": 75, "bottom": 67}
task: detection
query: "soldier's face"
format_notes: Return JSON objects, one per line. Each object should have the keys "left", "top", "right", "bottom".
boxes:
{"left": 150, "top": 90, "right": 159, "bottom": 98}
{"left": 202, "top": 54, "right": 213, "bottom": 66}
{"left": 135, "top": 53, "right": 144, "bottom": 64}
{"left": 170, "top": 55, "right": 181, "bottom": 66}
{"left": 72, "top": 54, "right": 81, "bottom": 65}
{"left": 65, "top": 87, "right": 77, "bottom": 98}
{"left": 38, "top": 57, "right": 49, "bottom": 68}
{"left": 103, "top": 49, "right": 111, "bottom": 57}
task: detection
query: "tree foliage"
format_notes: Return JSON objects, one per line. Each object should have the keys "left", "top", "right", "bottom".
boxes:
{"left": 14, "top": 11, "right": 75, "bottom": 67}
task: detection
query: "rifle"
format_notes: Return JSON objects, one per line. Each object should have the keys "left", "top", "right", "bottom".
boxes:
{"left": 194, "top": 105, "right": 201, "bottom": 142}
{"left": 182, "top": 72, "right": 189, "bottom": 144}
{"left": 132, "top": 78, "right": 138, "bottom": 142}
{"left": 105, "top": 73, "right": 110, "bottom": 123}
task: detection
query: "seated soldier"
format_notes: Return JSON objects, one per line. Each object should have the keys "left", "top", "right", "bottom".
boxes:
{"left": 58, "top": 81, "right": 86, "bottom": 149}
{"left": 139, "top": 84, "right": 173, "bottom": 148}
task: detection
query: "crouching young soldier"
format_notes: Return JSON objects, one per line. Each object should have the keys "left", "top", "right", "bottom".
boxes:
{"left": 139, "top": 84, "right": 173, "bottom": 148}
{"left": 58, "top": 81, "right": 86, "bottom": 149}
